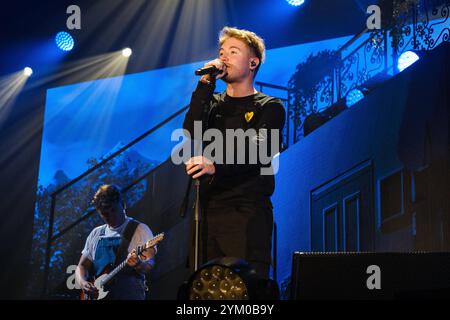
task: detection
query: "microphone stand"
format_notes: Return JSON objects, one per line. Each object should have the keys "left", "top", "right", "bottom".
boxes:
{"left": 180, "top": 74, "right": 215, "bottom": 272}
{"left": 193, "top": 177, "right": 201, "bottom": 271}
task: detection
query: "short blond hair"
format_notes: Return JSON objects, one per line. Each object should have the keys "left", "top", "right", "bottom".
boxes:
{"left": 219, "top": 27, "right": 266, "bottom": 74}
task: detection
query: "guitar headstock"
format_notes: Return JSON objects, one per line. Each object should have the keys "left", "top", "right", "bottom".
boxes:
{"left": 144, "top": 232, "right": 164, "bottom": 251}
{"left": 134, "top": 233, "right": 164, "bottom": 260}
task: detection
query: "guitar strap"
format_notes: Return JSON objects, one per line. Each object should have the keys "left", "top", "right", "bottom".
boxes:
{"left": 114, "top": 219, "right": 140, "bottom": 268}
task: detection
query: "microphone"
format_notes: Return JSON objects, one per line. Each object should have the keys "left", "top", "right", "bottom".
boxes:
{"left": 195, "top": 65, "right": 221, "bottom": 76}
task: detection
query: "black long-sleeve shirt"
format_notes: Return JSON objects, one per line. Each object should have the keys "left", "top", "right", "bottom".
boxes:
{"left": 183, "top": 81, "right": 286, "bottom": 209}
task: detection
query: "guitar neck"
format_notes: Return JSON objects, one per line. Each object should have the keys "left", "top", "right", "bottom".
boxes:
{"left": 101, "top": 260, "right": 128, "bottom": 286}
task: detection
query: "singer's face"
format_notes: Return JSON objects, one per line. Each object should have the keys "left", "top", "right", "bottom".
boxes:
{"left": 219, "top": 37, "right": 255, "bottom": 83}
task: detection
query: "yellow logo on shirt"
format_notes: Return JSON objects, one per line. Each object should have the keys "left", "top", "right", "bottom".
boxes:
{"left": 244, "top": 111, "right": 254, "bottom": 123}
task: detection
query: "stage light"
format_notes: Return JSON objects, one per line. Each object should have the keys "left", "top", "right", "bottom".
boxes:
{"left": 286, "top": 0, "right": 305, "bottom": 6}
{"left": 55, "top": 32, "right": 75, "bottom": 52}
{"left": 397, "top": 51, "right": 420, "bottom": 72}
{"left": 178, "top": 257, "right": 279, "bottom": 300}
{"left": 23, "top": 67, "right": 33, "bottom": 77}
{"left": 346, "top": 88, "right": 365, "bottom": 107}
{"left": 122, "top": 48, "right": 132, "bottom": 57}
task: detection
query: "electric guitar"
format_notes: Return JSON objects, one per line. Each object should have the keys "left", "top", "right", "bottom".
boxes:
{"left": 80, "top": 232, "right": 164, "bottom": 300}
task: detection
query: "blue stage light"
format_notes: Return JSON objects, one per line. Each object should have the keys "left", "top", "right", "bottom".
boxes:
{"left": 346, "top": 89, "right": 365, "bottom": 107}
{"left": 286, "top": 0, "right": 305, "bottom": 6}
{"left": 397, "top": 51, "right": 420, "bottom": 72}
{"left": 55, "top": 32, "right": 74, "bottom": 51}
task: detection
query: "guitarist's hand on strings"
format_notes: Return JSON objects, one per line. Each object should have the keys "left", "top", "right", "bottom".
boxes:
{"left": 80, "top": 279, "right": 98, "bottom": 295}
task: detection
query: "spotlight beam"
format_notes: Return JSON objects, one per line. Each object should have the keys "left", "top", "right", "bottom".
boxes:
{"left": 26, "top": 50, "right": 132, "bottom": 90}
{"left": 0, "top": 70, "right": 30, "bottom": 126}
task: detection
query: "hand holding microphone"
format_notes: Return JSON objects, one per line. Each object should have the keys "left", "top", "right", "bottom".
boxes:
{"left": 195, "top": 59, "right": 227, "bottom": 82}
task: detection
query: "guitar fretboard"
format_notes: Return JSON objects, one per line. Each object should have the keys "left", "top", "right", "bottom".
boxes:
{"left": 101, "top": 261, "right": 127, "bottom": 287}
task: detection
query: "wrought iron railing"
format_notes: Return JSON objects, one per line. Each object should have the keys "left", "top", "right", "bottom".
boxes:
{"left": 286, "top": 0, "right": 449, "bottom": 144}
{"left": 337, "top": 29, "right": 389, "bottom": 99}
{"left": 391, "top": 0, "right": 450, "bottom": 55}
{"left": 255, "top": 81, "right": 292, "bottom": 149}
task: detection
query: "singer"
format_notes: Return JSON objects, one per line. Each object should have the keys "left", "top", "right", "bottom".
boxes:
{"left": 183, "top": 27, "right": 285, "bottom": 279}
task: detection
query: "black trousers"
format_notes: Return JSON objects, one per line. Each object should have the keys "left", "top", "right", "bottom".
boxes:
{"left": 197, "top": 203, "right": 274, "bottom": 280}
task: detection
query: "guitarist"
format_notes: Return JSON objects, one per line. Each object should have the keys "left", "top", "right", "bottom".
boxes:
{"left": 75, "top": 184, "right": 157, "bottom": 300}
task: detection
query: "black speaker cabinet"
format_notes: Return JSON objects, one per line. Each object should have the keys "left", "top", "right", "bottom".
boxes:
{"left": 291, "top": 252, "right": 450, "bottom": 299}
